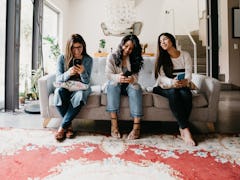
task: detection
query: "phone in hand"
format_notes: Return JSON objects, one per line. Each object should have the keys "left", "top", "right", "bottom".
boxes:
{"left": 73, "top": 59, "right": 82, "bottom": 66}
{"left": 123, "top": 70, "right": 132, "bottom": 77}
{"left": 176, "top": 73, "right": 185, "bottom": 80}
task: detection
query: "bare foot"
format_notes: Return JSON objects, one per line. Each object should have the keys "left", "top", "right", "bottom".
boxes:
{"left": 179, "top": 128, "right": 196, "bottom": 146}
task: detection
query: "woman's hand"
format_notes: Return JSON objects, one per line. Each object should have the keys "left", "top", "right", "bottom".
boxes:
{"left": 74, "top": 64, "right": 85, "bottom": 74}
{"left": 173, "top": 79, "right": 188, "bottom": 88}
{"left": 69, "top": 66, "right": 77, "bottom": 76}
{"left": 69, "top": 65, "right": 85, "bottom": 76}
{"left": 119, "top": 73, "right": 134, "bottom": 84}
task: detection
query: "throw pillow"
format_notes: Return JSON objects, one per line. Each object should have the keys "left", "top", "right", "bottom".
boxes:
{"left": 53, "top": 81, "right": 89, "bottom": 91}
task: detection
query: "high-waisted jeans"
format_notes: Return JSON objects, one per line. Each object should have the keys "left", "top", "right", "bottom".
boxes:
{"left": 106, "top": 81, "right": 143, "bottom": 118}
{"left": 153, "top": 86, "right": 192, "bottom": 129}
{"left": 56, "top": 88, "right": 83, "bottom": 129}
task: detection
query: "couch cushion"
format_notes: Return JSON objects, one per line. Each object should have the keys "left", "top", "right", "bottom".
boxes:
{"left": 152, "top": 94, "right": 169, "bottom": 108}
{"left": 91, "top": 85, "right": 102, "bottom": 93}
{"left": 101, "top": 92, "right": 153, "bottom": 107}
{"left": 153, "top": 92, "right": 208, "bottom": 109}
{"left": 90, "top": 57, "right": 107, "bottom": 86}
{"left": 49, "top": 92, "right": 101, "bottom": 108}
{"left": 85, "top": 92, "right": 101, "bottom": 108}
{"left": 138, "top": 57, "right": 156, "bottom": 89}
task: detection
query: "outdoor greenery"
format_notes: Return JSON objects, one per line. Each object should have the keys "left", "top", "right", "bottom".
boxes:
{"left": 43, "top": 35, "right": 61, "bottom": 60}
{"left": 19, "top": 36, "right": 61, "bottom": 102}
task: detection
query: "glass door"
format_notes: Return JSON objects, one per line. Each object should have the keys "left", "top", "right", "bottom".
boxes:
{"left": 0, "top": 0, "right": 6, "bottom": 110}
{"left": 42, "top": 3, "right": 60, "bottom": 75}
{"left": 19, "top": 0, "right": 33, "bottom": 103}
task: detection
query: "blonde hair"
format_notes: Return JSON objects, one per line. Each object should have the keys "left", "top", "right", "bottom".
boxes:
{"left": 64, "top": 34, "right": 87, "bottom": 70}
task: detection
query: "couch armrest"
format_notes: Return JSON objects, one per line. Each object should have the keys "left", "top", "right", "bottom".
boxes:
{"left": 38, "top": 74, "right": 56, "bottom": 118}
{"left": 192, "top": 74, "right": 221, "bottom": 121}
{"left": 203, "top": 77, "right": 221, "bottom": 108}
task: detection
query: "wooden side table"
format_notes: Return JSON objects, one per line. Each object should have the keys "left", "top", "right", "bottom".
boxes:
{"left": 94, "top": 52, "right": 108, "bottom": 57}
{"left": 142, "top": 53, "right": 155, "bottom": 56}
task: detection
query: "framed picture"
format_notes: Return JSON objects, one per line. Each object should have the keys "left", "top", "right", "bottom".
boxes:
{"left": 232, "top": 8, "right": 240, "bottom": 38}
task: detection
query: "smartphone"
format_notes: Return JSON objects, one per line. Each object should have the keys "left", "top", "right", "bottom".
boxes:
{"left": 73, "top": 59, "right": 82, "bottom": 66}
{"left": 123, "top": 70, "right": 132, "bottom": 77}
{"left": 176, "top": 73, "right": 185, "bottom": 80}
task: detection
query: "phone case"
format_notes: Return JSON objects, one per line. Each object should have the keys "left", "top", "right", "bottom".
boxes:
{"left": 177, "top": 73, "right": 185, "bottom": 80}
{"left": 123, "top": 71, "right": 132, "bottom": 77}
{"left": 74, "top": 59, "right": 82, "bottom": 66}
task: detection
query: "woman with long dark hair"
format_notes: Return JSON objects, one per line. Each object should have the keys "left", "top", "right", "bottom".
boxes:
{"left": 105, "top": 34, "right": 144, "bottom": 140}
{"left": 54, "top": 34, "right": 93, "bottom": 141}
{"left": 153, "top": 32, "right": 196, "bottom": 146}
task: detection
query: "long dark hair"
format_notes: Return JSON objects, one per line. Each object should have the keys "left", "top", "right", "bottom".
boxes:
{"left": 112, "top": 34, "right": 143, "bottom": 73}
{"left": 65, "top": 34, "right": 88, "bottom": 68}
{"left": 154, "top": 32, "right": 176, "bottom": 79}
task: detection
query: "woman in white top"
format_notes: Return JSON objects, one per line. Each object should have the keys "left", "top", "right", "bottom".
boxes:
{"left": 153, "top": 32, "right": 196, "bottom": 146}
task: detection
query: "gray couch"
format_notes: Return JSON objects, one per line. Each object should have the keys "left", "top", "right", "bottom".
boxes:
{"left": 38, "top": 56, "right": 221, "bottom": 131}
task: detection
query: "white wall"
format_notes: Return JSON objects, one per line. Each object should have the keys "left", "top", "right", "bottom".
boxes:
{"left": 227, "top": 0, "right": 240, "bottom": 86}
{"left": 218, "top": 0, "right": 230, "bottom": 82}
{"left": 49, "top": 0, "right": 199, "bottom": 56}
{"left": 218, "top": 0, "right": 240, "bottom": 86}
{"left": 46, "top": 0, "right": 70, "bottom": 52}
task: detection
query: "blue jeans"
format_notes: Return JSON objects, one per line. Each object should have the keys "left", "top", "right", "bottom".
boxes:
{"left": 153, "top": 86, "right": 192, "bottom": 129}
{"left": 106, "top": 81, "right": 143, "bottom": 118}
{"left": 56, "top": 88, "right": 83, "bottom": 129}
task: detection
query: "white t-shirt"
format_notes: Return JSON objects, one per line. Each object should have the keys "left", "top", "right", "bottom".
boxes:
{"left": 156, "top": 50, "right": 192, "bottom": 89}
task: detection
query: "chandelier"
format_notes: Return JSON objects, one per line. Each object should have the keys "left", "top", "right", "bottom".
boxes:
{"left": 104, "top": 0, "right": 136, "bottom": 35}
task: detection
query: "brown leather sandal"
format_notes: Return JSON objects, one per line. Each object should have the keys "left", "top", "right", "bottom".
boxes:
{"left": 55, "top": 128, "right": 65, "bottom": 142}
{"left": 66, "top": 126, "right": 75, "bottom": 139}
{"left": 111, "top": 118, "right": 121, "bottom": 138}
{"left": 127, "top": 122, "right": 140, "bottom": 140}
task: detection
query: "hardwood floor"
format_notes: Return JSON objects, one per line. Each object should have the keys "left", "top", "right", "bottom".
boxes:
{"left": 0, "top": 90, "right": 240, "bottom": 134}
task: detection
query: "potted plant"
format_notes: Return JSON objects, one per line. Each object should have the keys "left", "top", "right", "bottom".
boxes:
{"left": 98, "top": 39, "right": 106, "bottom": 53}
{"left": 19, "top": 65, "right": 30, "bottom": 103}
{"left": 19, "top": 92, "right": 26, "bottom": 104}
{"left": 24, "top": 36, "right": 60, "bottom": 113}
{"left": 29, "top": 66, "right": 44, "bottom": 100}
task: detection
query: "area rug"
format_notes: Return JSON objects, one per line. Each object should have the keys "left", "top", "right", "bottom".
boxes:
{"left": 0, "top": 128, "right": 239, "bottom": 180}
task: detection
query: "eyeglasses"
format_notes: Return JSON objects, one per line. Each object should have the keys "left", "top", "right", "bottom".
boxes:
{"left": 71, "top": 46, "right": 82, "bottom": 50}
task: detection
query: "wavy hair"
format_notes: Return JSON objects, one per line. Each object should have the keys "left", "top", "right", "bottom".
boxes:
{"left": 112, "top": 34, "right": 143, "bottom": 73}
{"left": 154, "top": 32, "right": 176, "bottom": 79}
{"left": 64, "top": 34, "right": 88, "bottom": 69}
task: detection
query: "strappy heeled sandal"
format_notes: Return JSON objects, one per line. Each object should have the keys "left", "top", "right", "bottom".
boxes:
{"left": 111, "top": 118, "right": 121, "bottom": 138}
{"left": 127, "top": 122, "right": 141, "bottom": 140}
{"left": 66, "top": 126, "right": 75, "bottom": 139}
{"left": 55, "top": 128, "right": 65, "bottom": 142}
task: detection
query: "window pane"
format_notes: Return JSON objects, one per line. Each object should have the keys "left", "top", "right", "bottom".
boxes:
{"left": 19, "top": 0, "right": 33, "bottom": 99}
{"left": 0, "top": 0, "right": 6, "bottom": 110}
{"left": 43, "top": 4, "right": 60, "bottom": 74}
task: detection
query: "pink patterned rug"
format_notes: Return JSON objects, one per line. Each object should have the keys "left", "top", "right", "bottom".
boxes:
{"left": 0, "top": 128, "right": 239, "bottom": 180}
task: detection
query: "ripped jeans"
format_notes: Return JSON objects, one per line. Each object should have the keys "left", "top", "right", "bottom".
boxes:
{"left": 105, "top": 81, "right": 143, "bottom": 118}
